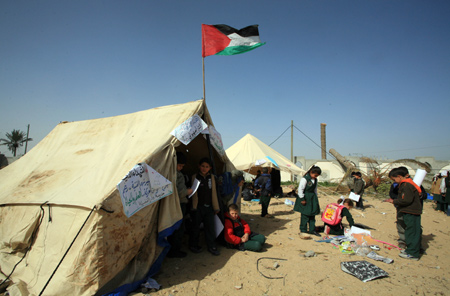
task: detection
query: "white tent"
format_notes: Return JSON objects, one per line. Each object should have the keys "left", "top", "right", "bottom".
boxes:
{"left": 226, "top": 134, "right": 305, "bottom": 177}
{"left": 0, "top": 99, "right": 233, "bottom": 296}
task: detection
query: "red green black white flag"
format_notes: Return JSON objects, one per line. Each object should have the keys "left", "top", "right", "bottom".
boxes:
{"left": 202, "top": 24, "right": 265, "bottom": 57}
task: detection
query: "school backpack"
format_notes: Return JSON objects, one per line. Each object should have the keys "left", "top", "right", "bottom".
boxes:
{"left": 321, "top": 203, "right": 345, "bottom": 226}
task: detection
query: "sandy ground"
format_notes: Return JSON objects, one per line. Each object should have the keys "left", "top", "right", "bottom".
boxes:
{"left": 133, "top": 188, "right": 450, "bottom": 296}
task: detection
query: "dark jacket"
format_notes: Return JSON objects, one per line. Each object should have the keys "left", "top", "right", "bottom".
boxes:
{"left": 354, "top": 178, "right": 365, "bottom": 196}
{"left": 393, "top": 179, "right": 423, "bottom": 215}
{"left": 254, "top": 174, "right": 272, "bottom": 196}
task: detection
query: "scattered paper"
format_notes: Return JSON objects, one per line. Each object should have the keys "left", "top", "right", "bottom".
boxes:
{"left": 349, "top": 226, "right": 371, "bottom": 236}
{"left": 341, "top": 260, "right": 388, "bottom": 282}
{"left": 284, "top": 198, "right": 294, "bottom": 206}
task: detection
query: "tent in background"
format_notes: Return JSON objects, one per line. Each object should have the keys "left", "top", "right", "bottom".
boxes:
{"left": 0, "top": 99, "right": 234, "bottom": 296}
{"left": 226, "top": 134, "right": 305, "bottom": 179}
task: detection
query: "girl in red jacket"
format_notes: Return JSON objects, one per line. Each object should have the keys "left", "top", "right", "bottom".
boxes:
{"left": 224, "top": 204, "right": 266, "bottom": 252}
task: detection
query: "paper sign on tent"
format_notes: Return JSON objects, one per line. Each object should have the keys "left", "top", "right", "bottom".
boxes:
{"left": 117, "top": 163, "right": 173, "bottom": 218}
{"left": 207, "top": 125, "right": 225, "bottom": 156}
{"left": 255, "top": 158, "right": 267, "bottom": 166}
{"left": 171, "top": 114, "right": 208, "bottom": 145}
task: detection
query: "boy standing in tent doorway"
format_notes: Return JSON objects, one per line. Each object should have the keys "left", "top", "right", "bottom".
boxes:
{"left": 190, "top": 157, "right": 221, "bottom": 256}
{"left": 254, "top": 167, "right": 273, "bottom": 218}
{"left": 167, "top": 152, "right": 193, "bottom": 258}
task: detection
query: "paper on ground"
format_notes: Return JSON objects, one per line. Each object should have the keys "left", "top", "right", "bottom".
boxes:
{"left": 350, "top": 226, "right": 371, "bottom": 236}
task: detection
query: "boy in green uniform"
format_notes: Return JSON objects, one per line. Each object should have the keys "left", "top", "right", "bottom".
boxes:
{"left": 388, "top": 167, "right": 423, "bottom": 260}
{"left": 294, "top": 165, "right": 322, "bottom": 236}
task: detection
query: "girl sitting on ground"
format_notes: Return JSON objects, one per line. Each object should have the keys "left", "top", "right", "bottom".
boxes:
{"left": 324, "top": 198, "right": 355, "bottom": 235}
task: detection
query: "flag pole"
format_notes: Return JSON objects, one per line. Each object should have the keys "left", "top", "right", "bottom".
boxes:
{"left": 202, "top": 56, "right": 206, "bottom": 100}
{"left": 202, "top": 55, "right": 216, "bottom": 174}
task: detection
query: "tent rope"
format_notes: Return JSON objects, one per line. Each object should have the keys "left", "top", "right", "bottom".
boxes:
{"left": 39, "top": 206, "right": 96, "bottom": 296}
{"left": 0, "top": 202, "right": 47, "bottom": 286}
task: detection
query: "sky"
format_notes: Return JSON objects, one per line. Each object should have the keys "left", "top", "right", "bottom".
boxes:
{"left": 1, "top": 0, "right": 450, "bottom": 163}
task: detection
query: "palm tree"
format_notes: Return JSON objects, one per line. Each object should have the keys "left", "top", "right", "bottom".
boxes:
{"left": 0, "top": 129, "right": 33, "bottom": 157}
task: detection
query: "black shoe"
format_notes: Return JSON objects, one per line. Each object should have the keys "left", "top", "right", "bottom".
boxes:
{"left": 189, "top": 246, "right": 203, "bottom": 253}
{"left": 167, "top": 250, "right": 187, "bottom": 258}
{"left": 208, "top": 247, "right": 220, "bottom": 256}
{"left": 311, "top": 232, "right": 321, "bottom": 237}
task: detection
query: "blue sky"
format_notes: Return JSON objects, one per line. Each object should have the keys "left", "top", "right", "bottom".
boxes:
{"left": 1, "top": 0, "right": 450, "bottom": 162}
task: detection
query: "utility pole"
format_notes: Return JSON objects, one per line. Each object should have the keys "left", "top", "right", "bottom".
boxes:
{"left": 291, "top": 120, "right": 293, "bottom": 182}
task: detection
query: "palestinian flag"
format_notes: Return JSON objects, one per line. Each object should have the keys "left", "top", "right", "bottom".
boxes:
{"left": 202, "top": 24, "right": 265, "bottom": 57}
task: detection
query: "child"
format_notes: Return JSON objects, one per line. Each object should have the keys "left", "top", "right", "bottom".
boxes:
{"left": 387, "top": 167, "right": 423, "bottom": 260}
{"left": 189, "top": 157, "right": 221, "bottom": 256}
{"left": 167, "top": 152, "right": 193, "bottom": 258}
{"left": 440, "top": 171, "right": 449, "bottom": 215}
{"left": 224, "top": 204, "right": 266, "bottom": 252}
{"left": 353, "top": 172, "right": 365, "bottom": 210}
{"left": 386, "top": 168, "right": 406, "bottom": 249}
{"left": 431, "top": 173, "right": 444, "bottom": 212}
{"left": 242, "top": 182, "right": 256, "bottom": 201}
{"left": 324, "top": 198, "right": 355, "bottom": 235}
{"left": 254, "top": 167, "right": 273, "bottom": 218}
{"left": 293, "top": 165, "right": 322, "bottom": 236}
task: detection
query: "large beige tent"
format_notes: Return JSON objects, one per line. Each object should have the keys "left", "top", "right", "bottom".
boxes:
{"left": 226, "top": 134, "right": 305, "bottom": 177}
{"left": 0, "top": 99, "right": 233, "bottom": 296}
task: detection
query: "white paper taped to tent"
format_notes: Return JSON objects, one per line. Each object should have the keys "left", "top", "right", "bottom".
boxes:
{"left": 413, "top": 169, "right": 427, "bottom": 187}
{"left": 208, "top": 125, "right": 225, "bottom": 156}
{"left": 255, "top": 158, "right": 267, "bottom": 166}
{"left": 171, "top": 114, "right": 208, "bottom": 145}
{"left": 117, "top": 163, "right": 173, "bottom": 218}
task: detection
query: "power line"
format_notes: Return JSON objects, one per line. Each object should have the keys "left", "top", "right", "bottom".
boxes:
{"left": 268, "top": 123, "right": 337, "bottom": 162}
{"left": 268, "top": 125, "right": 291, "bottom": 146}
{"left": 293, "top": 125, "right": 336, "bottom": 160}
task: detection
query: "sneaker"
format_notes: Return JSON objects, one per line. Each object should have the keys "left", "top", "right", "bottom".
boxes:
{"left": 189, "top": 246, "right": 203, "bottom": 253}
{"left": 167, "top": 250, "right": 187, "bottom": 258}
{"left": 310, "top": 232, "right": 321, "bottom": 237}
{"left": 208, "top": 247, "right": 220, "bottom": 256}
{"left": 398, "top": 251, "right": 419, "bottom": 261}
{"left": 398, "top": 242, "right": 407, "bottom": 249}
